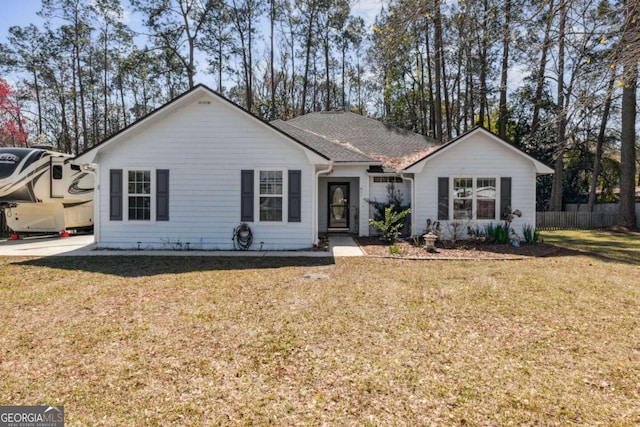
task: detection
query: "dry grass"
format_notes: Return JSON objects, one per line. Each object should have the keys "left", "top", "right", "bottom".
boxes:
{"left": 0, "top": 231, "right": 639, "bottom": 426}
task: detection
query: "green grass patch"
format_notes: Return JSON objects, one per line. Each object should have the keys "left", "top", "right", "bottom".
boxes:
{"left": 0, "top": 230, "right": 638, "bottom": 425}
{"left": 541, "top": 229, "right": 640, "bottom": 265}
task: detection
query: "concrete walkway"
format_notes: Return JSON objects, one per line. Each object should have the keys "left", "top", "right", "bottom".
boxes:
{"left": 328, "top": 235, "right": 365, "bottom": 257}
{"left": 0, "top": 234, "right": 364, "bottom": 258}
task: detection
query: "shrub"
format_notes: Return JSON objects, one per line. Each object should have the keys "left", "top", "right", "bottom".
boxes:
{"left": 522, "top": 224, "right": 540, "bottom": 244}
{"left": 367, "top": 184, "right": 411, "bottom": 236}
{"left": 487, "top": 222, "right": 510, "bottom": 244}
{"left": 369, "top": 205, "right": 411, "bottom": 243}
{"left": 467, "top": 224, "right": 487, "bottom": 240}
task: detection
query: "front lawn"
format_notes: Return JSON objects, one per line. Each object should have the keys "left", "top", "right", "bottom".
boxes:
{"left": 0, "top": 230, "right": 638, "bottom": 425}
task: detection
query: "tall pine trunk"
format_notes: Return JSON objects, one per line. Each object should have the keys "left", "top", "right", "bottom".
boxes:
{"left": 269, "top": 0, "right": 276, "bottom": 119}
{"left": 498, "top": 0, "right": 511, "bottom": 139}
{"left": 433, "top": 0, "right": 443, "bottom": 141}
{"left": 531, "top": 0, "right": 555, "bottom": 137}
{"left": 587, "top": 75, "right": 615, "bottom": 210}
{"left": 618, "top": 0, "right": 638, "bottom": 228}
{"left": 549, "top": 2, "right": 567, "bottom": 211}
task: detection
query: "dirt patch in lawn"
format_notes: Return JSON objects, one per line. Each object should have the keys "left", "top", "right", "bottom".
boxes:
{"left": 356, "top": 236, "right": 564, "bottom": 259}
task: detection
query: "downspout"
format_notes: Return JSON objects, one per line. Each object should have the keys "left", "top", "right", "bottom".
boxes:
{"left": 401, "top": 173, "right": 416, "bottom": 236}
{"left": 79, "top": 163, "right": 99, "bottom": 244}
{"left": 313, "top": 163, "right": 333, "bottom": 245}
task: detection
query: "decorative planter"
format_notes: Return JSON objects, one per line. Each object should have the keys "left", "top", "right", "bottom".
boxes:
{"left": 423, "top": 232, "right": 438, "bottom": 253}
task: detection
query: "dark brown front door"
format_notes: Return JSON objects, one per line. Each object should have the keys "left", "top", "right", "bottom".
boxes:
{"left": 328, "top": 183, "right": 349, "bottom": 229}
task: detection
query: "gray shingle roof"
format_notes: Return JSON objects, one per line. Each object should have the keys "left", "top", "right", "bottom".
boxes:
{"left": 272, "top": 112, "right": 440, "bottom": 170}
{"left": 271, "top": 119, "right": 376, "bottom": 163}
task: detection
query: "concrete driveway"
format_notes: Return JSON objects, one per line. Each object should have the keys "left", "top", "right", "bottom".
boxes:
{"left": 0, "top": 235, "right": 363, "bottom": 257}
{"left": 0, "top": 235, "right": 96, "bottom": 257}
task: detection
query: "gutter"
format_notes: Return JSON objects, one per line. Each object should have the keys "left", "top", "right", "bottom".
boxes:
{"left": 313, "top": 163, "right": 333, "bottom": 245}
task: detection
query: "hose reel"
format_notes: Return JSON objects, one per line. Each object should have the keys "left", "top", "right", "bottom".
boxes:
{"left": 232, "top": 223, "right": 253, "bottom": 250}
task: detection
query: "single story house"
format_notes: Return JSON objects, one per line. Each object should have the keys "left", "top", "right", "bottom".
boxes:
{"left": 74, "top": 84, "right": 553, "bottom": 250}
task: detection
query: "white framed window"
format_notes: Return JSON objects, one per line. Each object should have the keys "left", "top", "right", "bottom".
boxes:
{"left": 373, "top": 176, "right": 403, "bottom": 183}
{"left": 476, "top": 178, "right": 496, "bottom": 220}
{"left": 126, "top": 169, "right": 154, "bottom": 221}
{"left": 258, "top": 169, "right": 285, "bottom": 222}
{"left": 452, "top": 177, "right": 497, "bottom": 221}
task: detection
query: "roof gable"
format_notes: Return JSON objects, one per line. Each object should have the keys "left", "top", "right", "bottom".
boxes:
{"left": 74, "top": 84, "right": 329, "bottom": 164}
{"left": 403, "top": 127, "right": 554, "bottom": 174}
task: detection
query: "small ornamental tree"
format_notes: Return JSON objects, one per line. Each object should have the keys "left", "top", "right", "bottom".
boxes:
{"left": 369, "top": 205, "right": 411, "bottom": 243}
{"left": 0, "top": 78, "right": 28, "bottom": 147}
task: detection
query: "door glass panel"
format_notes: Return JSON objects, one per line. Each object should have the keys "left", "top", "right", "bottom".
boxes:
{"left": 329, "top": 184, "right": 349, "bottom": 229}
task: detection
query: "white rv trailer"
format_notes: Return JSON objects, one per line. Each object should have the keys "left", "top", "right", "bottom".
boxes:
{"left": 0, "top": 147, "right": 94, "bottom": 234}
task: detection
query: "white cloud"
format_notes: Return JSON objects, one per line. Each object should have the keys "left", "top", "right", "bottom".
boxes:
{"left": 351, "top": 0, "right": 384, "bottom": 27}
{"left": 507, "top": 63, "right": 530, "bottom": 90}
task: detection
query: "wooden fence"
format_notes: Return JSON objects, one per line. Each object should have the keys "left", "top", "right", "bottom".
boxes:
{"left": 536, "top": 211, "right": 618, "bottom": 230}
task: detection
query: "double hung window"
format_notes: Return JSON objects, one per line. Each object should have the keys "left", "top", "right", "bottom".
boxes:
{"left": 452, "top": 177, "right": 497, "bottom": 221}
{"left": 259, "top": 170, "right": 283, "bottom": 221}
{"left": 127, "top": 170, "right": 152, "bottom": 221}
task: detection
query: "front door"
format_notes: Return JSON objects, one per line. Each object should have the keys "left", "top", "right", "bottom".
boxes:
{"left": 328, "top": 182, "right": 349, "bottom": 230}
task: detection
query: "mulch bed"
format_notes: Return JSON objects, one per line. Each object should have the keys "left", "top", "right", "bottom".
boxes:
{"left": 355, "top": 236, "right": 563, "bottom": 260}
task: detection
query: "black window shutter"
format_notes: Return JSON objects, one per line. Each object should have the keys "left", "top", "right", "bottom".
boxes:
{"left": 288, "top": 170, "right": 302, "bottom": 222}
{"left": 156, "top": 169, "right": 170, "bottom": 221}
{"left": 437, "top": 177, "right": 449, "bottom": 220}
{"left": 500, "top": 177, "right": 512, "bottom": 219}
{"left": 109, "top": 169, "right": 123, "bottom": 221}
{"left": 240, "top": 170, "right": 254, "bottom": 222}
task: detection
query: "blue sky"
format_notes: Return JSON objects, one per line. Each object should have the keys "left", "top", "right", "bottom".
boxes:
{"left": 0, "top": 0, "right": 381, "bottom": 41}
{"left": 0, "top": 0, "right": 383, "bottom": 88}
{"left": 1, "top": 1, "right": 45, "bottom": 38}
{"left": 0, "top": 1, "right": 530, "bottom": 91}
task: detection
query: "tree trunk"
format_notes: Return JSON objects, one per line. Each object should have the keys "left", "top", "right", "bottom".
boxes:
{"left": 118, "top": 72, "right": 127, "bottom": 128}
{"left": 301, "top": 8, "right": 316, "bottom": 115}
{"left": 587, "top": 75, "right": 615, "bottom": 210}
{"left": 498, "top": 0, "right": 511, "bottom": 139}
{"left": 442, "top": 50, "right": 452, "bottom": 141}
{"left": 342, "top": 42, "right": 347, "bottom": 111}
{"left": 454, "top": 47, "right": 462, "bottom": 137}
{"left": 218, "top": 38, "right": 223, "bottom": 92}
{"left": 618, "top": 4, "right": 638, "bottom": 229}
{"left": 103, "top": 25, "right": 109, "bottom": 140}
{"left": 289, "top": 25, "right": 296, "bottom": 117}
{"left": 247, "top": 14, "right": 254, "bottom": 112}
{"left": 478, "top": 0, "right": 489, "bottom": 128}
{"left": 433, "top": 0, "right": 443, "bottom": 141}
{"left": 425, "top": 19, "right": 435, "bottom": 136}
{"left": 71, "top": 61, "right": 79, "bottom": 154}
{"left": 531, "top": 0, "right": 555, "bottom": 137}
{"left": 549, "top": 2, "right": 567, "bottom": 212}
{"left": 417, "top": 39, "right": 427, "bottom": 135}
{"left": 74, "top": 8, "right": 88, "bottom": 151}
{"left": 33, "top": 69, "right": 43, "bottom": 135}
{"left": 324, "top": 34, "right": 330, "bottom": 110}
{"left": 618, "top": 70, "right": 637, "bottom": 228}
{"left": 270, "top": 0, "right": 276, "bottom": 119}
{"left": 464, "top": 42, "right": 473, "bottom": 132}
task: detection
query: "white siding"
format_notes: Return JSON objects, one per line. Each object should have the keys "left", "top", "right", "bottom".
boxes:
{"left": 368, "top": 178, "right": 411, "bottom": 236}
{"left": 413, "top": 132, "right": 538, "bottom": 238}
{"left": 96, "top": 93, "right": 317, "bottom": 250}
